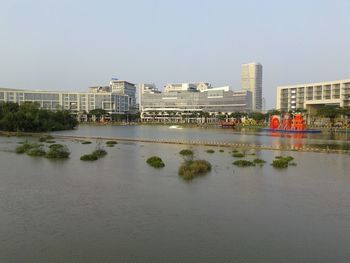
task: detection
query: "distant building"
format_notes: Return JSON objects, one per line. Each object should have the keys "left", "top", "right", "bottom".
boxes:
{"left": 140, "top": 87, "right": 252, "bottom": 122}
{"left": 241, "top": 62, "right": 263, "bottom": 111}
{"left": 109, "top": 80, "right": 137, "bottom": 109}
{"left": 276, "top": 79, "right": 350, "bottom": 113}
{"left": 164, "top": 82, "right": 211, "bottom": 93}
{"left": 0, "top": 83, "right": 134, "bottom": 115}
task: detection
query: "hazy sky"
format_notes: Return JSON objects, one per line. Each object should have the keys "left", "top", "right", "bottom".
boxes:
{"left": 1, "top": 0, "right": 349, "bottom": 108}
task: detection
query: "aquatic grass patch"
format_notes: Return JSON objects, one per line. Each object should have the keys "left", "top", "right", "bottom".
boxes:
{"left": 206, "top": 149, "right": 215, "bottom": 153}
{"left": 179, "top": 149, "right": 194, "bottom": 156}
{"left": 106, "top": 140, "right": 118, "bottom": 147}
{"left": 46, "top": 145, "right": 70, "bottom": 159}
{"left": 233, "top": 160, "right": 255, "bottom": 167}
{"left": 232, "top": 152, "right": 245, "bottom": 158}
{"left": 16, "top": 142, "right": 43, "bottom": 154}
{"left": 178, "top": 160, "right": 211, "bottom": 180}
{"left": 38, "top": 135, "right": 54, "bottom": 142}
{"left": 253, "top": 158, "right": 266, "bottom": 164}
{"left": 146, "top": 156, "right": 165, "bottom": 168}
{"left": 219, "top": 149, "right": 224, "bottom": 153}
{"left": 92, "top": 149, "right": 107, "bottom": 158}
{"left": 80, "top": 154, "right": 98, "bottom": 161}
{"left": 26, "top": 147, "right": 46, "bottom": 157}
{"left": 271, "top": 156, "right": 295, "bottom": 169}
{"left": 81, "top": 141, "right": 92, "bottom": 144}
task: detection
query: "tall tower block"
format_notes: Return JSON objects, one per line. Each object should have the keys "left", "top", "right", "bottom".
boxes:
{"left": 241, "top": 62, "right": 263, "bottom": 111}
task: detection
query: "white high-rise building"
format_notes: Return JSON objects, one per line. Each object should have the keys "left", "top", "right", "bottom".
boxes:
{"left": 241, "top": 62, "right": 263, "bottom": 111}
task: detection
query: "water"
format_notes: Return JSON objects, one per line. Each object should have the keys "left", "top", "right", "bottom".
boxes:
{"left": 0, "top": 127, "right": 350, "bottom": 262}
{"left": 53, "top": 125, "right": 350, "bottom": 150}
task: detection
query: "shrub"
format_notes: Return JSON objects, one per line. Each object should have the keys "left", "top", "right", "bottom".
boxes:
{"left": 206, "top": 149, "right": 215, "bottom": 153}
{"left": 92, "top": 149, "right": 107, "bottom": 158}
{"left": 80, "top": 154, "right": 98, "bottom": 161}
{"left": 232, "top": 152, "right": 245, "bottom": 158}
{"left": 81, "top": 141, "right": 92, "bottom": 144}
{"left": 27, "top": 147, "right": 46, "bottom": 157}
{"left": 146, "top": 156, "right": 165, "bottom": 168}
{"left": 178, "top": 160, "right": 211, "bottom": 180}
{"left": 179, "top": 149, "right": 194, "bottom": 156}
{"left": 233, "top": 160, "right": 255, "bottom": 167}
{"left": 46, "top": 145, "right": 70, "bottom": 159}
{"left": 253, "top": 158, "right": 266, "bottom": 164}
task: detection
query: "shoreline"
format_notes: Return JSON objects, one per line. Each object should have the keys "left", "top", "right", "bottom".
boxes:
{"left": 1, "top": 130, "right": 349, "bottom": 155}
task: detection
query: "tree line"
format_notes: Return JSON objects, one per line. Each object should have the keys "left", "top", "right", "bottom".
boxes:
{"left": 0, "top": 102, "right": 78, "bottom": 132}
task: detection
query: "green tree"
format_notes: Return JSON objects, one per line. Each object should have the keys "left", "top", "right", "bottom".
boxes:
{"left": 316, "top": 105, "right": 341, "bottom": 127}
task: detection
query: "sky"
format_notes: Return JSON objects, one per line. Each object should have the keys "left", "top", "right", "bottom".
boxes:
{"left": 0, "top": 0, "right": 349, "bottom": 108}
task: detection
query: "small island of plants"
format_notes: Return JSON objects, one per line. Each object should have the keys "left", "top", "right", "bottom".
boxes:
{"left": 233, "top": 160, "right": 255, "bottom": 167}
{"left": 179, "top": 149, "right": 194, "bottom": 156}
{"left": 178, "top": 159, "right": 211, "bottom": 180}
{"left": 271, "top": 156, "right": 296, "bottom": 169}
{"left": 206, "top": 149, "right": 215, "bottom": 153}
{"left": 146, "top": 156, "right": 165, "bottom": 168}
{"left": 106, "top": 140, "right": 118, "bottom": 147}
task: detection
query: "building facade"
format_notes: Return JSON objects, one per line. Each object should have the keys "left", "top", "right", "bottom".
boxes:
{"left": 164, "top": 82, "right": 211, "bottom": 93}
{"left": 0, "top": 87, "right": 129, "bottom": 114}
{"left": 109, "top": 79, "right": 137, "bottom": 109}
{"left": 140, "top": 87, "right": 252, "bottom": 121}
{"left": 276, "top": 79, "right": 350, "bottom": 113}
{"left": 241, "top": 62, "right": 263, "bottom": 111}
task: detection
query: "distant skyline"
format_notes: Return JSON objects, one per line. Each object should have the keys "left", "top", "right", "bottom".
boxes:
{"left": 1, "top": 0, "right": 349, "bottom": 108}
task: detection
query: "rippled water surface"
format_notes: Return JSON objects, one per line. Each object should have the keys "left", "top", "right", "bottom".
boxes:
{"left": 0, "top": 128, "right": 350, "bottom": 262}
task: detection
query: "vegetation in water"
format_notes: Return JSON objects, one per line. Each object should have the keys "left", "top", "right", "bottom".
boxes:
{"left": 16, "top": 142, "right": 42, "bottom": 154}
{"left": 106, "top": 140, "right": 118, "bottom": 147}
{"left": 92, "top": 149, "right": 107, "bottom": 158}
{"left": 38, "top": 135, "right": 54, "bottom": 142}
{"left": 179, "top": 149, "right": 194, "bottom": 156}
{"left": 0, "top": 101, "right": 77, "bottom": 132}
{"left": 232, "top": 152, "right": 245, "bottom": 158}
{"left": 233, "top": 160, "right": 255, "bottom": 167}
{"left": 26, "top": 147, "right": 46, "bottom": 157}
{"left": 81, "top": 141, "right": 92, "bottom": 144}
{"left": 80, "top": 154, "right": 98, "bottom": 161}
{"left": 45, "top": 140, "right": 56, "bottom": 144}
{"left": 146, "top": 156, "right": 165, "bottom": 168}
{"left": 253, "top": 158, "right": 266, "bottom": 164}
{"left": 271, "top": 156, "right": 295, "bottom": 169}
{"left": 46, "top": 144, "right": 70, "bottom": 159}
{"left": 178, "top": 160, "right": 211, "bottom": 180}
{"left": 219, "top": 149, "right": 224, "bottom": 152}
{"left": 206, "top": 149, "right": 215, "bottom": 153}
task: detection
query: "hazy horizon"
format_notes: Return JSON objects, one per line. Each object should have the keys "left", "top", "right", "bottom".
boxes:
{"left": 1, "top": 0, "right": 349, "bottom": 108}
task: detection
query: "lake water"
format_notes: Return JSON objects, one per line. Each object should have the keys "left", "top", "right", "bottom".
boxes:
{"left": 54, "top": 125, "right": 350, "bottom": 150}
{"left": 0, "top": 126, "right": 350, "bottom": 262}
